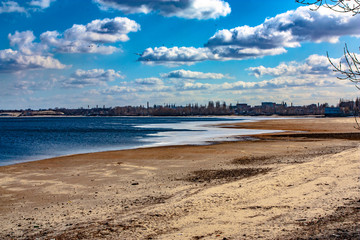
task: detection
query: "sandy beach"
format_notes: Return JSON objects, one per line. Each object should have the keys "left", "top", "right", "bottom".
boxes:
{"left": 0, "top": 117, "right": 359, "bottom": 239}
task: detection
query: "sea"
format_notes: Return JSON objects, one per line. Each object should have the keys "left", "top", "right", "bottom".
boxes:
{"left": 0, "top": 116, "right": 281, "bottom": 166}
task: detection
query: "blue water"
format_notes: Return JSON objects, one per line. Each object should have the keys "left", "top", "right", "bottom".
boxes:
{"left": 0, "top": 116, "right": 265, "bottom": 166}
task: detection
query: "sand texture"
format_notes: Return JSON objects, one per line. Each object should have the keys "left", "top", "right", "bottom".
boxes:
{"left": 0, "top": 117, "right": 359, "bottom": 239}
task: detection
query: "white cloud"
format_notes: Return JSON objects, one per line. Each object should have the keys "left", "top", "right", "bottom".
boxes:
{"left": 175, "top": 81, "right": 212, "bottom": 91}
{"left": 210, "top": 46, "right": 287, "bottom": 60}
{"left": 89, "top": 69, "right": 354, "bottom": 106}
{"left": 139, "top": 46, "right": 218, "bottom": 66}
{"left": 97, "top": 76, "right": 346, "bottom": 101}
{"left": 138, "top": 46, "right": 288, "bottom": 65}
{"left": 138, "top": 5, "right": 360, "bottom": 66}
{"left": 247, "top": 54, "right": 340, "bottom": 78}
{"left": 133, "top": 77, "right": 172, "bottom": 92}
{"left": 94, "top": 0, "right": 231, "bottom": 20}
{"left": 0, "top": 0, "right": 55, "bottom": 14}
{"left": 29, "top": 0, "right": 55, "bottom": 9}
{"left": 72, "top": 69, "right": 124, "bottom": 80}
{"left": 248, "top": 63, "right": 309, "bottom": 78}
{"left": 0, "top": 1, "right": 26, "bottom": 13}
{"left": 206, "top": 6, "right": 360, "bottom": 50}
{"left": 6, "top": 17, "right": 140, "bottom": 56}
{"left": 134, "top": 77, "right": 163, "bottom": 85}
{"left": 102, "top": 85, "right": 135, "bottom": 94}
{"left": 63, "top": 17, "right": 140, "bottom": 43}
{"left": 222, "top": 76, "right": 345, "bottom": 91}
{"left": 161, "top": 69, "right": 229, "bottom": 79}
{"left": 2, "top": 31, "right": 67, "bottom": 72}
{"left": 97, "top": 58, "right": 348, "bottom": 97}
{"left": 63, "top": 69, "right": 124, "bottom": 88}
{"left": 40, "top": 17, "right": 140, "bottom": 54}
{"left": 40, "top": 31, "right": 119, "bottom": 55}
{"left": 1, "top": 17, "right": 141, "bottom": 73}
{"left": 98, "top": 77, "right": 172, "bottom": 95}
{"left": 8, "top": 31, "right": 38, "bottom": 55}
{"left": 0, "top": 49, "right": 67, "bottom": 73}
{"left": 246, "top": 53, "right": 360, "bottom": 91}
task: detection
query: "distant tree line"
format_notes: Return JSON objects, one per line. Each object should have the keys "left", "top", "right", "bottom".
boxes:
{"left": 1, "top": 98, "right": 359, "bottom": 117}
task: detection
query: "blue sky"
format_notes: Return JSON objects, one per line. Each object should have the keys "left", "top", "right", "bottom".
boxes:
{"left": 0, "top": 0, "right": 359, "bottom": 109}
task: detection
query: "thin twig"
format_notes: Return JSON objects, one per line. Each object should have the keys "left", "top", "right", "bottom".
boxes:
{"left": 296, "top": 0, "right": 360, "bottom": 15}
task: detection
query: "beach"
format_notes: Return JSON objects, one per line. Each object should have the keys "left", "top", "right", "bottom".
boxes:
{"left": 0, "top": 117, "right": 359, "bottom": 239}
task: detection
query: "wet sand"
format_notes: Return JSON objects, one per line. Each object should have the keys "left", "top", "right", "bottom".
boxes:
{"left": 0, "top": 117, "right": 359, "bottom": 239}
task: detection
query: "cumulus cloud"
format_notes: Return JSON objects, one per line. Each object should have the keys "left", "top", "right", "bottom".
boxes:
{"left": 40, "top": 31, "right": 119, "bottom": 55}
{"left": 8, "top": 31, "right": 39, "bottom": 55}
{"left": 63, "top": 69, "right": 124, "bottom": 88}
{"left": 138, "top": 46, "right": 288, "bottom": 65}
{"left": 63, "top": 17, "right": 140, "bottom": 43}
{"left": 210, "top": 46, "right": 287, "bottom": 60}
{"left": 1, "top": 17, "right": 140, "bottom": 72}
{"left": 161, "top": 69, "right": 229, "bottom": 79}
{"left": 138, "top": 46, "right": 218, "bottom": 66}
{"left": 0, "top": 49, "right": 66, "bottom": 73}
{"left": 94, "top": 0, "right": 231, "bottom": 20}
{"left": 139, "top": 6, "right": 360, "bottom": 66}
{"left": 1, "top": 30, "right": 67, "bottom": 72}
{"left": 40, "top": 17, "right": 140, "bottom": 54}
{"left": 5, "top": 17, "right": 140, "bottom": 56}
{"left": 206, "top": 6, "right": 360, "bottom": 50}
{"left": 247, "top": 54, "right": 340, "bottom": 78}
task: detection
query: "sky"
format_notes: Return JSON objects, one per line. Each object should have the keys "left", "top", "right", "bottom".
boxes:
{"left": 0, "top": 0, "right": 359, "bottom": 110}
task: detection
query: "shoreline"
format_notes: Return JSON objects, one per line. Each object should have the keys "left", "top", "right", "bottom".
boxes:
{"left": 0, "top": 116, "right": 283, "bottom": 167}
{"left": 0, "top": 117, "right": 359, "bottom": 239}
{"left": 0, "top": 114, "right": 326, "bottom": 117}
{"left": 3, "top": 115, "right": 356, "bottom": 168}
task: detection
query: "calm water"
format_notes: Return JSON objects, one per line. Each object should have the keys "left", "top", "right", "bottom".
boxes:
{"left": 0, "top": 116, "right": 279, "bottom": 166}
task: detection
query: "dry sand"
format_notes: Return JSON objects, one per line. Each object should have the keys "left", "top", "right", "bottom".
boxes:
{"left": 0, "top": 117, "right": 359, "bottom": 239}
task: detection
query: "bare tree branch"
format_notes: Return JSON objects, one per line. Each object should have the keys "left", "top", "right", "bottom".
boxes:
{"left": 297, "top": 0, "right": 360, "bottom": 127}
{"left": 296, "top": 0, "right": 360, "bottom": 86}
{"left": 295, "top": 0, "right": 360, "bottom": 15}
{"left": 327, "top": 44, "right": 360, "bottom": 88}
{"left": 355, "top": 112, "right": 360, "bottom": 129}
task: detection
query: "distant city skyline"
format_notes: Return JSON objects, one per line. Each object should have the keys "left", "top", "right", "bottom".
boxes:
{"left": 3, "top": 98, "right": 358, "bottom": 113}
{"left": 0, "top": 0, "right": 359, "bottom": 109}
